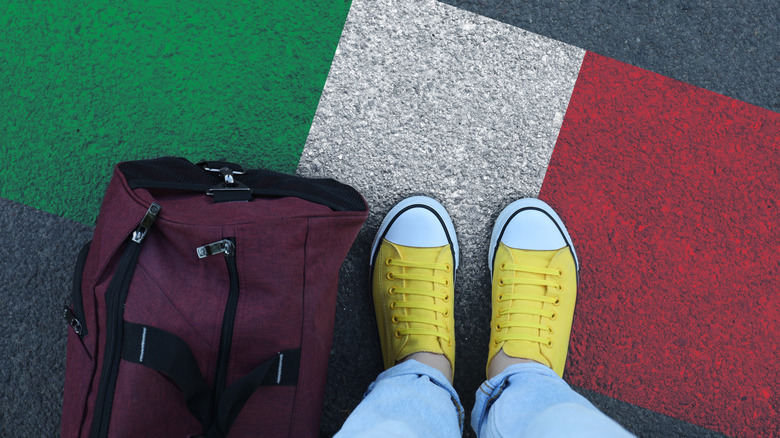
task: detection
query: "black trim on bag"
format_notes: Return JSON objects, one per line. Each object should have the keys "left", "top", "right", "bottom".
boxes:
{"left": 212, "top": 237, "right": 239, "bottom": 408}
{"left": 89, "top": 238, "right": 143, "bottom": 438}
{"left": 118, "top": 157, "right": 366, "bottom": 212}
{"left": 90, "top": 204, "right": 161, "bottom": 438}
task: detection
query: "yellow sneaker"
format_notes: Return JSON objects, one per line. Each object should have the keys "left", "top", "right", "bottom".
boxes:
{"left": 487, "top": 198, "right": 579, "bottom": 378}
{"left": 370, "top": 196, "right": 459, "bottom": 374}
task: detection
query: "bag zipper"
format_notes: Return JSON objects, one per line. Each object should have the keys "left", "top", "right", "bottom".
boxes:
{"left": 90, "top": 203, "right": 160, "bottom": 438}
{"left": 63, "top": 242, "right": 92, "bottom": 337}
{"left": 200, "top": 238, "right": 239, "bottom": 406}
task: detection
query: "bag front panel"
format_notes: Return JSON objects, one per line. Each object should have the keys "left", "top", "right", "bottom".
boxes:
{"left": 122, "top": 220, "right": 228, "bottom": 364}
{"left": 109, "top": 220, "right": 232, "bottom": 435}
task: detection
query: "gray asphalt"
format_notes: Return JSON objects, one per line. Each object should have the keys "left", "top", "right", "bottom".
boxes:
{"left": 441, "top": 0, "right": 779, "bottom": 112}
{"left": 0, "top": 199, "right": 93, "bottom": 436}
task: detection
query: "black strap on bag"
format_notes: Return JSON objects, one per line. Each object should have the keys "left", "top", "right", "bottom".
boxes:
{"left": 121, "top": 323, "right": 214, "bottom": 427}
{"left": 208, "top": 349, "right": 301, "bottom": 437}
{"left": 121, "top": 322, "right": 300, "bottom": 437}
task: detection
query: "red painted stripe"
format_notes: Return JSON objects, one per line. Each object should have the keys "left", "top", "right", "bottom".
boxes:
{"left": 540, "top": 51, "right": 779, "bottom": 438}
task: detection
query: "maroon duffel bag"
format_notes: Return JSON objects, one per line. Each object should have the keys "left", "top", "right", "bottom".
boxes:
{"left": 61, "top": 157, "right": 367, "bottom": 437}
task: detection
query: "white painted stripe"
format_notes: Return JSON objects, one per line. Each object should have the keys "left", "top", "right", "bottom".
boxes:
{"left": 299, "top": 0, "right": 583, "bottom": 283}
{"left": 139, "top": 327, "right": 147, "bottom": 363}
{"left": 276, "top": 353, "right": 284, "bottom": 384}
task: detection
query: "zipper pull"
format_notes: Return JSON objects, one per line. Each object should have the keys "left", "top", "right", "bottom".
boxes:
{"left": 131, "top": 203, "right": 162, "bottom": 243}
{"left": 63, "top": 306, "right": 84, "bottom": 336}
{"left": 196, "top": 239, "right": 235, "bottom": 258}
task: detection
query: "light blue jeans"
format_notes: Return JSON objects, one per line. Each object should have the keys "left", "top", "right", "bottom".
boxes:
{"left": 335, "top": 360, "right": 635, "bottom": 438}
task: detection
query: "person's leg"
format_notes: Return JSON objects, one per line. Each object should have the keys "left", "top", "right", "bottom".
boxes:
{"left": 472, "top": 198, "right": 634, "bottom": 438}
{"left": 336, "top": 197, "right": 463, "bottom": 438}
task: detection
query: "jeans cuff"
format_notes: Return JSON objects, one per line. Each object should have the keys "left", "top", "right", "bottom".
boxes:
{"left": 472, "top": 363, "right": 561, "bottom": 433}
{"left": 367, "top": 359, "right": 465, "bottom": 432}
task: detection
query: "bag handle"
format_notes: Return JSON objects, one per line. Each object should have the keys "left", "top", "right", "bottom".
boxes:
{"left": 208, "top": 349, "right": 300, "bottom": 437}
{"left": 196, "top": 160, "right": 246, "bottom": 174}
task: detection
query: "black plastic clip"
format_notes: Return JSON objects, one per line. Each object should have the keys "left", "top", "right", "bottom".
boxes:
{"left": 204, "top": 166, "right": 252, "bottom": 203}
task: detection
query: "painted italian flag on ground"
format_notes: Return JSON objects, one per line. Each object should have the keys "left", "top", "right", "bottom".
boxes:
{"left": 1, "top": 0, "right": 777, "bottom": 437}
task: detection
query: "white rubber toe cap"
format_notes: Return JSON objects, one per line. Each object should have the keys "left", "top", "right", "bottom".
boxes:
{"left": 371, "top": 196, "right": 459, "bottom": 268}
{"left": 501, "top": 209, "right": 567, "bottom": 250}
{"left": 489, "top": 198, "right": 578, "bottom": 272}
{"left": 384, "top": 207, "right": 450, "bottom": 247}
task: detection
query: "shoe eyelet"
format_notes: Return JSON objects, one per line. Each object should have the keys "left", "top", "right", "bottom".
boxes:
{"left": 550, "top": 311, "right": 558, "bottom": 321}
{"left": 392, "top": 315, "right": 399, "bottom": 324}
{"left": 495, "top": 323, "right": 502, "bottom": 331}
{"left": 388, "top": 287, "right": 396, "bottom": 295}
{"left": 445, "top": 326, "right": 450, "bottom": 333}
{"left": 444, "top": 279, "right": 450, "bottom": 286}
{"left": 493, "top": 340, "right": 500, "bottom": 348}
{"left": 545, "top": 338, "right": 553, "bottom": 347}
{"left": 394, "top": 330, "right": 402, "bottom": 338}
{"left": 500, "top": 263, "right": 506, "bottom": 271}
{"left": 498, "top": 278, "right": 505, "bottom": 287}
{"left": 390, "top": 301, "right": 397, "bottom": 309}
{"left": 497, "top": 294, "right": 504, "bottom": 302}
{"left": 386, "top": 272, "right": 395, "bottom": 280}
{"left": 443, "top": 293, "right": 450, "bottom": 301}
{"left": 442, "top": 309, "right": 450, "bottom": 317}
{"left": 552, "top": 296, "right": 561, "bottom": 306}
{"left": 385, "top": 258, "right": 394, "bottom": 266}
{"left": 548, "top": 327, "right": 554, "bottom": 334}
{"left": 445, "top": 263, "right": 452, "bottom": 272}
{"left": 557, "top": 269, "right": 563, "bottom": 277}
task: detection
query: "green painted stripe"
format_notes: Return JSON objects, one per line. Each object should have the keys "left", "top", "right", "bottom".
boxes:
{"left": 0, "top": 0, "right": 351, "bottom": 225}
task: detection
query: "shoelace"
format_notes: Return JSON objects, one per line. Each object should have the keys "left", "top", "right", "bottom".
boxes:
{"left": 386, "top": 258, "right": 452, "bottom": 345}
{"left": 494, "top": 262, "right": 562, "bottom": 347}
